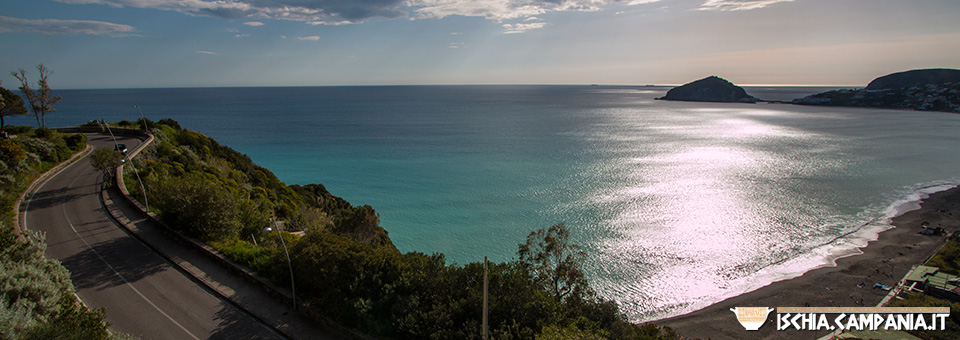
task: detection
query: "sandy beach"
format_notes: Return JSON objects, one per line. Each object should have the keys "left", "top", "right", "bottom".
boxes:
{"left": 659, "top": 186, "right": 960, "bottom": 340}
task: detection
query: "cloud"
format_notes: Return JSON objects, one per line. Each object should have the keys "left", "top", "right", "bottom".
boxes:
{"left": 196, "top": 50, "right": 217, "bottom": 54}
{"left": 502, "top": 22, "right": 546, "bottom": 34}
{"left": 56, "top": 0, "right": 405, "bottom": 24}
{"left": 297, "top": 35, "right": 320, "bottom": 41}
{"left": 0, "top": 15, "right": 138, "bottom": 37}
{"left": 698, "top": 0, "right": 794, "bottom": 11}
{"left": 235, "top": 34, "right": 250, "bottom": 38}
{"left": 55, "top": 0, "right": 663, "bottom": 26}
{"left": 243, "top": 21, "right": 265, "bottom": 26}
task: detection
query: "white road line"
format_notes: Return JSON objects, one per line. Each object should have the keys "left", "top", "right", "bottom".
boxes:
{"left": 56, "top": 152, "right": 201, "bottom": 340}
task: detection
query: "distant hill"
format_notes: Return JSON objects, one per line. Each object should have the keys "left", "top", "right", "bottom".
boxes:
{"left": 657, "top": 76, "right": 759, "bottom": 103}
{"left": 865, "top": 68, "right": 960, "bottom": 90}
{"left": 793, "top": 68, "right": 960, "bottom": 113}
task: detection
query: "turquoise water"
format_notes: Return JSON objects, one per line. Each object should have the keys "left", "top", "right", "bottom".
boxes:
{"left": 18, "top": 85, "right": 960, "bottom": 321}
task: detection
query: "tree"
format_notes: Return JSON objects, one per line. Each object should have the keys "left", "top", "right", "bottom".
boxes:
{"left": 518, "top": 223, "right": 589, "bottom": 302}
{"left": 89, "top": 148, "right": 123, "bottom": 174}
{"left": 0, "top": 85, "right": 29, "bottom": 129}
{"left": 11, "top": 64, "right": 62, "bottom": 128}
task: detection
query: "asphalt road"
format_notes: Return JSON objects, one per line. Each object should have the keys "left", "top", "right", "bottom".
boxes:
{"left": 23, "top": 133, "right": 282, "bottom": 340}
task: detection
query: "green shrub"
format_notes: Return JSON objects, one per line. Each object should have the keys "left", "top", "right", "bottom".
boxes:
{"left": 211, "top": 239, "right": 277, "bottom": 273}
{"left": 927, "top": 240, "right": 960, "bottom": 275}
{"left": 3, "top": 126, "right": 33, "bottom": 135}
{"left": 33, "top": 127, "right": 54, "bottom": 139}
{"left": 0, "top": 229, "right": 116, "bottom": 340}
{"left": 0, "top": 140, "right": 26, "bottom": 166}
{"left": 151, "top": 172, "right": 242, "bottom": 241}
{"left": 63, "top": 133, "right": 87, "bottom": 151}
{"left": 19, "top": 138, "right": 58, "bottom": 162}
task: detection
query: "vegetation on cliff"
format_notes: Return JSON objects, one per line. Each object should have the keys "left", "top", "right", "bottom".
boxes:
{"left": 118, "top": 119, "right": 677, "bottom": 339}
{"left": 793, "top": 68, "right": 960, "bottom": 113}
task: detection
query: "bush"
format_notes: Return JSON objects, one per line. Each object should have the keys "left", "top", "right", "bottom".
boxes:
{"left": 0, "top": 229, "right": 116, "bottom": 340}
{"left": 152, "top": 172, "right": 242, "bottom": 241}
{"left": 33, "top": 127, "right": 54, "bottom": 139}
{"left": 3, "top": 125, "right": 33, "bottom": 135}
{"left": 19, "top": 138, "right": 58, "bottom": 162}
{"left": 927, "top": 240, "right": 960, "bottom": 275}
{"left": 211, "top": 239, "right": 277, "bottom": 273}
{"left": 63, "top": 133, "right": 87, "bottom": 151}
{"left": 0, "top": 140, "right": 26, "bottom": 166}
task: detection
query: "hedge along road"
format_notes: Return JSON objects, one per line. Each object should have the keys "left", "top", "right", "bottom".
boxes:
{"left": 22, "top": 133, "right": 282, "bottom": 339}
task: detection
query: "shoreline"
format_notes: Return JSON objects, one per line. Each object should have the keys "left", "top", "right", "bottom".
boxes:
{"left": 657, "top": 186, "right": 960, "bottom": 339}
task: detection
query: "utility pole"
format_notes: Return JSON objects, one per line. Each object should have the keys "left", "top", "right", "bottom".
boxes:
{"left": 483, "top": 256, "right": 489, "bottom": 340}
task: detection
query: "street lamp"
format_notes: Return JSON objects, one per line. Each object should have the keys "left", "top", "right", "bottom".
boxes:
{"left": 102, "top": 119, "right": 149, "bottom": 212}
{"left": 271, "top": 217, "right": 297, "bottom": 309}
{"left": 133, "top": 104, "right": 149, "bottom": 131}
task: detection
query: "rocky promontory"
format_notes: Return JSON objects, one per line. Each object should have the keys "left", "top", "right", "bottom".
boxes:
{"left": 793, "top": 68, "right": 960, "bottom": 113}
{"left": 657, "top": 76, "right": 759, "bottom": 103}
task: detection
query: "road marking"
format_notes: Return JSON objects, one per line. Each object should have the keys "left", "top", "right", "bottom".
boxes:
{"left": 54, "top": 153, "right": 201, "bottom": 340}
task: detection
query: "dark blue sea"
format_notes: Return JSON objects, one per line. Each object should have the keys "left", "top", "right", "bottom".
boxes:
{"left": 13, "top": 85, "right": 960, "bottom": 321}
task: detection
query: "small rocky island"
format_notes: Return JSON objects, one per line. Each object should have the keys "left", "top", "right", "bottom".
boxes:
{"left": 793, "top": 68, "right": 960, "bottom": 113}
{"left": 657, "top": 76, "right": 760, "bottom": 103}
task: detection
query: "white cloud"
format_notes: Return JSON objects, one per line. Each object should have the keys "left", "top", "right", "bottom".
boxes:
{"left": 699, "top": 0, "right": 794, "bottom": 11}
{"left": 0, "top": 15, "right": 138, "bottom": 37}
{"left": 54, "top": 0, "right": 652, "bottom": 26}
{"left": 49, "top": 0, "right": 667, "bottom": 32}
{"left": 196, "top": 50, "right": 217, "bottom": 54}
{"left": 502, "top": 22, "right": 546, "bottom": 34}
{"left": 297, "top": 36, "right": 320, "bottom": 41}
{"left": 235, "top": 34, "right": 250, "bottom": 38}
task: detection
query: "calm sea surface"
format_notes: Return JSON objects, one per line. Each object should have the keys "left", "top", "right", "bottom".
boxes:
{"left": 15, "top": 85, "right": 960, "bottom": 321}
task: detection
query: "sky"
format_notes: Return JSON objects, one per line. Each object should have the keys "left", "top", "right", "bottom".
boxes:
{"left": 1, "top": 0, "right": 959, "bottom": 88}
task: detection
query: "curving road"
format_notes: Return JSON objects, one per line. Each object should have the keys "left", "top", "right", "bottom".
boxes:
{"left": 23, "top": 133, "right": 282, "bottom": 339}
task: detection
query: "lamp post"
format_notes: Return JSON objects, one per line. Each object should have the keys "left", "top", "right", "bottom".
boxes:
{"left": 272, "top": 217, "right": 297, "bottom": 309}
{"left": 133, "top": 104, "right": 149, "bottom": 131}
{"left": 102, "top": 119, "right": 149, "bottom": 212}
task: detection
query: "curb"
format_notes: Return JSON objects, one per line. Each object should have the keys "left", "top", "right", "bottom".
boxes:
{"left": 13, "top": 144, "right": 93, "bottom": 243}
{"left": 110, "top": 133, "right": 372, "bottom": 340}
{"left": 97, "top": 179, "right": 295, "bottom": 340}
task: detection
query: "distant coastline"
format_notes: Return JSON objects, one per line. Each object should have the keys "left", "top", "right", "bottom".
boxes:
{"left": 658, "top": 68, "right": 960, "bottom": 113}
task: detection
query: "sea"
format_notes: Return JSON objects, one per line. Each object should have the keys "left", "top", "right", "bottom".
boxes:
{"left": 11, "top": 85, "right": 960, "bottom": 322}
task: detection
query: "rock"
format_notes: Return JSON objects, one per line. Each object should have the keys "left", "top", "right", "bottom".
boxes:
{"left": 657, "top": 76, "right": 759, "bottom": 103}
{"left": 865, "top": 68, "right": 960, "bottom": 90}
